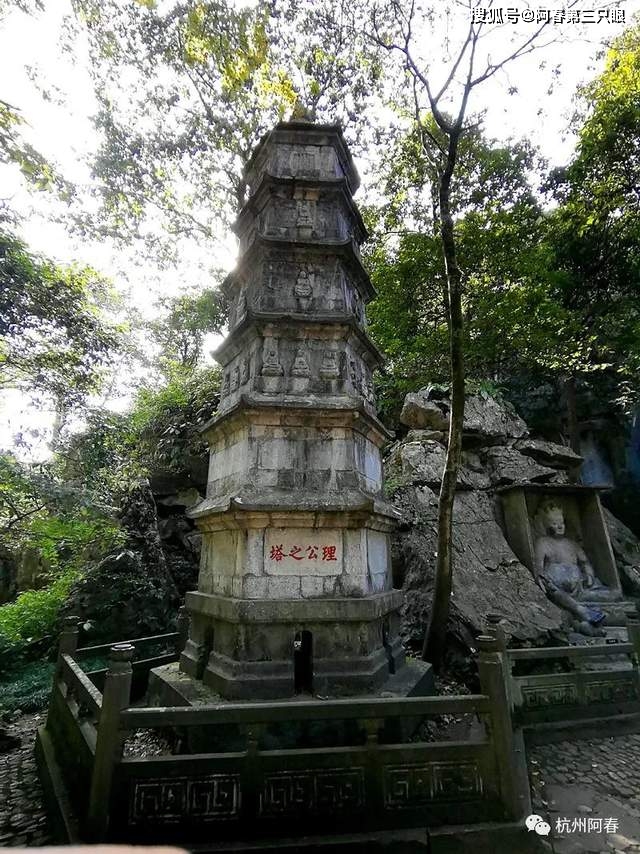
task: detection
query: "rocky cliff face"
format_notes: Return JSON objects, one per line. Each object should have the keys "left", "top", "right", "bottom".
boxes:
{"left": 387, "top": 390, "right": 589, "bottom": 656}
{"left": 62, "top": 481, "right": 198, "bottom": 643}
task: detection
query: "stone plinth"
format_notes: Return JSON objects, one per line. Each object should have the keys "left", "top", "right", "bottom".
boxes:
{"left": 178, "top": 121, "right": 408, "bottom": 699}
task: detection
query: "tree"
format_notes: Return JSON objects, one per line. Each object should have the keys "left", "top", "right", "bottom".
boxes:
{"left": 68, "top": 0, "right": 386, "bottom": 262}
{"left": 0, "top": 231, "right": 122, "bottom": 409}
{"left": 149, "top": 287, "right": 227, "bottom": 375}
{"left": 365, "top": 0, "right": 584, "bottom": 668}
{"left": 365, "top": 124, "right": 581, "bottom": 422}
{"left": 1, "top": 2, "right": 71, "bottom": 221}
{"left": 547, "top": 22, "right": 640, "bottom": 420}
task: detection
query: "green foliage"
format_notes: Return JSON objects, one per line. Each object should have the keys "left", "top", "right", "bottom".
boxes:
{"left": 0, "top": 453, "right": 122, "bottom": 554}
{"left": 0, "top": 452, "right": 123, "bottom": 672}
{"left": 62, "top": 365, "right": 221, "bottom": 497}
{"left": 67, "top": 0, "right": 385, "bottom": 262}
{"left": 68, "top": 0, "right": 296, "bottom": 259}
{"left": 150, "top": 287, "right": 227, "bottom": 374}
{"left": 0, "top": 99, "right": 56, "bottom": 193}
{"left": 127, "top": 364, "right": 222, "bottom": 472}
{"left": 0, "top": 660, "right": 54, "bottom": 715}
{"left": 546, "top": 23, "right": 640, "bottom": 412}
{"left": 0, "top": 567, "right": 78, "bottom": 643}
{"left": 366, "top": 125, "right": 584, "bottom": 422}
{"left": 0, "top": 230, "right": 122, "bottom": 405}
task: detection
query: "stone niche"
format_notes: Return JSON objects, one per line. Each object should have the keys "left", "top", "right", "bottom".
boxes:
{"left": 499, "top": 483, "right": 622, "bottom": 595}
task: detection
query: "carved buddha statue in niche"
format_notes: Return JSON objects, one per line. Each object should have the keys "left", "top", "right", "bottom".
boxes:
{"left": 534, "top": 501, "right": 614, "bottom": 636}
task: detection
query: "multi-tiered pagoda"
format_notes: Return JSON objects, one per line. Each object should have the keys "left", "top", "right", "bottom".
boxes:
{"left": 176, "top": 120, "right": 425, "bottom": 700}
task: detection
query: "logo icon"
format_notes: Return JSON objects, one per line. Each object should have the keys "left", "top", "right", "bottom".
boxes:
{"left": 526, "top": 814, "right": 551, "bottom": 836}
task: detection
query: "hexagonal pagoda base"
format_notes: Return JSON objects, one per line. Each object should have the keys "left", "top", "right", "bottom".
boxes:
{"left": 179, "top": 589, "right": 405, "bottom": 700}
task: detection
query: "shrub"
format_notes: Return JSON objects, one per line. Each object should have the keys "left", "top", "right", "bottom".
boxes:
{"left": 0, "top": 566, "right": 79, "bottom": 645}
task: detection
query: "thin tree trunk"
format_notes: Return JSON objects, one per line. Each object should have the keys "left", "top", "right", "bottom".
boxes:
{"left": 422, "top": 134, "right": 465, "bottom": 670}
{"left": 563, "top": 374, "right": 581, "bottom": 483}
{"left": 50, "top": 395, "right": 67, "bottom": 452}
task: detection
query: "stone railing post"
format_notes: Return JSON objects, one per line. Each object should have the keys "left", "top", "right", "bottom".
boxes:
{"left": 56, "top": 615, "right": 80, "bottom": 677}
{"left": 240, "top": 723, "right": 265, "bottom": 823}
{"left": 48, "top": 616, "right": 80, "bottom": 726}
{"left": 477, "top": 635, "right": 524, "bottom": 820}
{"left": 626, "top": 611, "right": 640, "bottom": 696}
{"left": 484, "top": 613, "right": 513, "bottom": 710}
{"left": 627, "top": 611, "right": 640, "bottom": 658}
{"left": 485, "top": 613, "right": 506, "bottom": 649}
{"left": 86, "top": 643, "right": 134, "bottom": 841}
{"left": 363, "top": 718, "right": 384, "bottom": 814}
{"left": 176, "top": 605, "right": 190, "bottom": 654}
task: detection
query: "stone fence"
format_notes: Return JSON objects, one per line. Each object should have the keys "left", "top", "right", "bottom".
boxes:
{"left": 486, "top": 612, "right": 640, "bottom": 730}
{"left": 36, "top": 612, "right": 640, "bottom": 847}
{"left": 36, "top": 620, "right": 529, "bottom": 846}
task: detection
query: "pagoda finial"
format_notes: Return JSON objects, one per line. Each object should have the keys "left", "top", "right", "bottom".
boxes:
{"left": 289, "top": 98, "right": 316, "bottom": 123}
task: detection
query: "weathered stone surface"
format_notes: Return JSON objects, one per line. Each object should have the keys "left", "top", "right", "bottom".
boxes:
{"left": 14, "top": 548, "right": 50, "bottom": 595}
{"left": 388, "top": 440, "right": 490, "bottom": 490}
{"left": 0, "top": 546, "right": 17, "bottom": 605}
{"left": 405, "top": 429, "right": 446, "bottom": 443}
{"left": 399, "top": 389, "right": 528, "bottom": 442}
{"left": 463, "top": 394, "right": 528, "bottom": 441}
{"left": 604, "top": 507, "right": 640, "bottom": 597}
{"left": 515, "top": 438, "right": 583, "bottom": 469}
{"left": 400, "top": 393, "right": 449, "bottom": 431}
{"left": 157, "top": 488, "right": 202, "bottom": 508}
{"left": 392, "top": 486, "right": 566, "bottom": 648}
{"left": 63, "top": 481, "right": 179, "bottom": 643}
{"left": 485, "top": 446, "right": 557, "bottom": 486}
{"left": 149, "top": 456, "right": 208, "bottom": 495}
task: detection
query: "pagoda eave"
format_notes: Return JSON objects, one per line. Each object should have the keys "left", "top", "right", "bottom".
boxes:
{"left": 198, "top": 392, "right": 395, "bottom": 441}
{"left": 244, "top": 121, "right": 360, "bottom": 194}
{"left": 187, "top": 489, "right": 400, "bottom": 528}
{"left": 232, "top": 173, "right": 369, "bottom": 242}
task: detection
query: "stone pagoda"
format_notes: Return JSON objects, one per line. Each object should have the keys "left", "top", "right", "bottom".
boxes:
{"left": 175, "top": 119, "right": 428, "bottom": 700}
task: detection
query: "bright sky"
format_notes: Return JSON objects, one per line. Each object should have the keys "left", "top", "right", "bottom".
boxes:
{"left": 1, "top": 0, "right": 639, "bottom": 456}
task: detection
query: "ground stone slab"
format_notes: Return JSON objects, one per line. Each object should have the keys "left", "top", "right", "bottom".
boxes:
{"left": 529, "top": 733, "right": 640, "bottom": 854}
{"left": 0, "top": 714, "right": 52, "bottom": 847}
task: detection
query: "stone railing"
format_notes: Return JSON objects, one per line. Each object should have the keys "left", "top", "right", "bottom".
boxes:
{"left": 36, "top": 621, "right": 530, "bottom": 845}
{"left": 485, "top": 613, "right": 640, "bottom": 728}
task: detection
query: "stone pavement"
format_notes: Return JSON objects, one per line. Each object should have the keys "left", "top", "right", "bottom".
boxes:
{"left": 0, "top": 712, "right": 52, "bottom": 847}
{"left": 529, "top": 733, "right": 640, "bottom": 853}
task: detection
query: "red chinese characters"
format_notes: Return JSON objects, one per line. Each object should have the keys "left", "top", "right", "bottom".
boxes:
{"left": 267, "top": 544, "right": 338, "bottom": 562}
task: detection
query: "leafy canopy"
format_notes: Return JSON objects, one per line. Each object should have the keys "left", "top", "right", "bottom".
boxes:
{"left": 0, "top": 231, "right": 122, "bottom": 406}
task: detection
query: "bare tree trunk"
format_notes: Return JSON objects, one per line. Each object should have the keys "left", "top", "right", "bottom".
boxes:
{"left": 49, "top": 395, "right": 67, "bottom": 452}
{"left": 562, "top": 374, "right": 581, "bottom": 483}
{"left": 422, "top": 135, "right": 465, "bottom": 670}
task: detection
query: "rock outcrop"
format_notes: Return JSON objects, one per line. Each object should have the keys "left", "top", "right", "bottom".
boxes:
{"left": 63, "top": 481, "right": 181, "bottom": 643}
{"left": 604, "top": 508, "right": 640, "bottom": 598}
{"left": 388, "top": 390, "right": 578, "bottom": 653}
{"left": 400, "top": 388, "right": 528, "bottom": 443}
